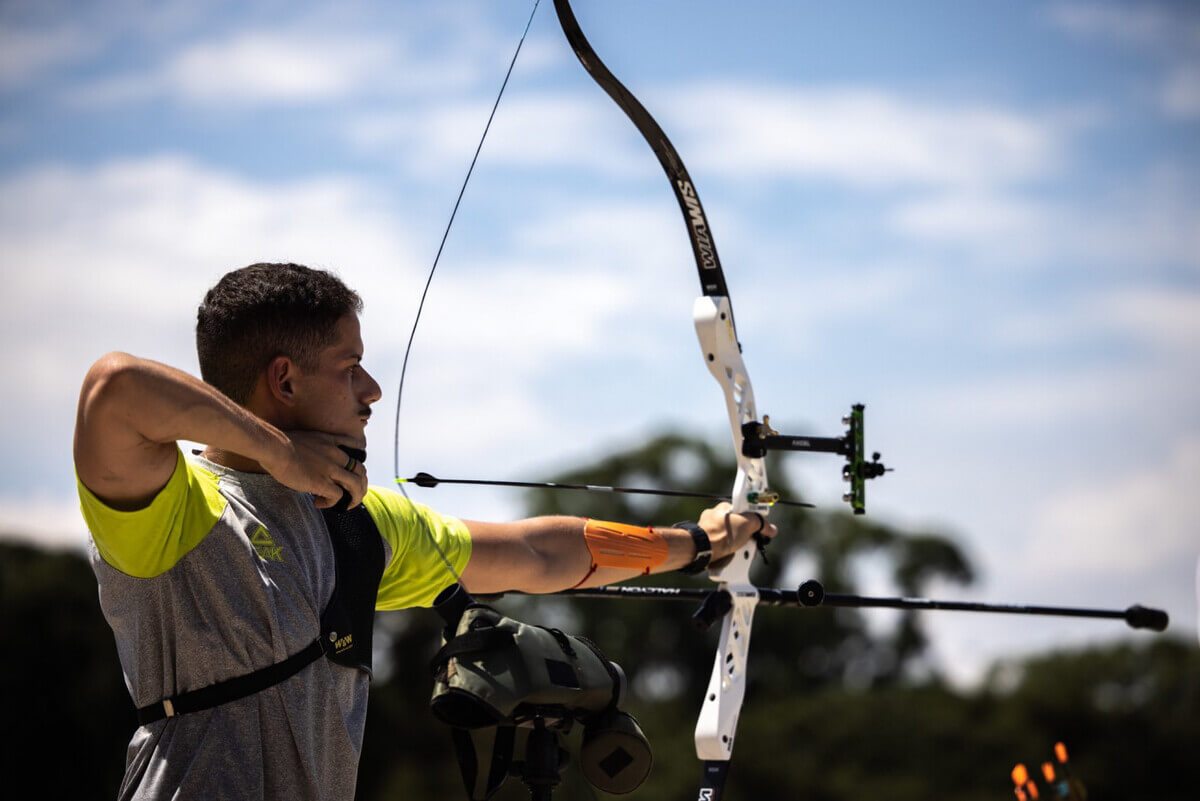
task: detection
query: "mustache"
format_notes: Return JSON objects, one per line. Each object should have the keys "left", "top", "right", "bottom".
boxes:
{"left": 358, "top": 409, "right": 372, "bottom": 419}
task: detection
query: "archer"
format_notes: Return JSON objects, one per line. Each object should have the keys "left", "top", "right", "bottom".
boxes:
{"left": 72, "top": 262, "right": 775, "bottom": 799}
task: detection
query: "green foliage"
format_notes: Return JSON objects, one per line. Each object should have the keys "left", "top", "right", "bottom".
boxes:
{"left": 980, "top": 641, "right": 1200, "bottom": 801}
{"left": 0, "top": 541, "right": 136, "bottom": 800}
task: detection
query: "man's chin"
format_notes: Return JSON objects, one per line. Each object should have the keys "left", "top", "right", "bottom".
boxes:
{"left": 326, "top": 427, "right": 367, "bottom": 452}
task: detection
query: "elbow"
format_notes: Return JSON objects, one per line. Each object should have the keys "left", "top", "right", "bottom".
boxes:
{"left": 78, "top": 352, "right": 142, "bottom": 416}
{"left": 84, "top": 351, "right": 137, "bottom": 387}
{"left": 502, "top": 539, "right": 557, "bottom": 595}
{"left": 524, "top": 519, "right": 588, "bottom": 594}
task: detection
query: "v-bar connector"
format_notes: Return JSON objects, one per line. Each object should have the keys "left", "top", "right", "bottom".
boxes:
{"left": 740, "top": 403, "right": 889, "bottom": 514}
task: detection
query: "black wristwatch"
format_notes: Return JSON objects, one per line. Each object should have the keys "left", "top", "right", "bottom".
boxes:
{"left": 675, "top": 521, "right": 712, "bottom": 575}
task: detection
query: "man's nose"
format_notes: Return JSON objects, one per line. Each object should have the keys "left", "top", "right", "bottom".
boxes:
{"left": 359, "top": 368, "right": 382, "bottom": 405}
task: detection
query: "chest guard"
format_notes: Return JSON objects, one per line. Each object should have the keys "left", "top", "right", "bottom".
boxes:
{"left": 319, "top": 502, "right": 385, "bottom": 675}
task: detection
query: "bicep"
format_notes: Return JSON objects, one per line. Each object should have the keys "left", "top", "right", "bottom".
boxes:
{"left": 459, "top": 520, "right": 547, "bottom": 595}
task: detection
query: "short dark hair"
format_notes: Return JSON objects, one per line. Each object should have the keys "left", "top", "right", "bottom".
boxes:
{"left": 196, "top": 263, "right": 363, "bottom": 403}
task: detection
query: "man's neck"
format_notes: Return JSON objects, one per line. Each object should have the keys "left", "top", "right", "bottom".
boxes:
{"left": 202, "top": 447, "right": 267, "bottom": 473}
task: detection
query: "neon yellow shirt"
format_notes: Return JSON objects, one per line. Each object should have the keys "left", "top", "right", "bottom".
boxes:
{"left": 76, "top": 448, "right": 473, "bottom": 798}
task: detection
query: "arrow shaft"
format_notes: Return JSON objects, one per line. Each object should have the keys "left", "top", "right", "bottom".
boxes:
{"left": 398, "top": 474, "right": 812, "bottom": 508}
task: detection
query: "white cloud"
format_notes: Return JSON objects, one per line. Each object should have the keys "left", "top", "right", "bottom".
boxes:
{"left": 1093, "top": 288, "right": 1200, "bottom": 351}
{"left": 1045, "top": 2, "right": 1190, "bottom": 48}
{"left": 665, "top": 84, "right": 1064, "bottom": 191}
{"left": 743, "top": 259, "right": 924, "bottom": 358}
{"left": 1047, "top": 3, "right": 1200, "bottom": 120}
{"left": 888, "top": 168, "right": 1200, "bottom": 272}
{"left": 59, "top": 4, "right": 556, "bottom": 110}
{"left": 156, "top": 32, "right": 395, "bottom": 103}
{"left": 0, "top": 0, "right": 221, "bottom": 91}
{"left": 346, "top": 93, "right": 642, "bottom": 178}
{"left": 0, "top": 156, "right": 415, "bottom": 327}
{"left": 920, "top": 360, "right": 1199, "bottom": 431}
{"left": 348, "top": 81, "right": 1072, "bottom": 193}
{"left": 891, "top": 191, "right": 1053, "bottom": 250}
{"left": 1025, "top": 436, "right": 1200, "bottom": 577}
{"left": 991, "top": 288, "right": 1200, "bottom": 353}
{"left": 0, "top": 24, "right": 97, "bottom": 87}
{"left": 70, "top": 32, "right": 402, "bottom": 107}
{"left": 1161, "top": 63, "right": 1200, "bottom": 118}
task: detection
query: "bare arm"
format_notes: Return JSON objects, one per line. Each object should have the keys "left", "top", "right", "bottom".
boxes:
{"left": 458, "top": 505, "right": 777, "bottom": 595}
{"left": 73, "top": 352, "right": 363, "bottom": 510}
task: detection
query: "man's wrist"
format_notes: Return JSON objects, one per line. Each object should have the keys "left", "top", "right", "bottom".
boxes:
{"left": 249, "top": 419, "right": 292, "bottom": 472}
{"left": 675, "top": 521, "right": 712, "bottom": 575}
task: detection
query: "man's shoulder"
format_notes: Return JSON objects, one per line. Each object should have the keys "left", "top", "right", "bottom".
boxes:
{"left": 361, "top": 484, "right": 412, "bottom": 525}
{"left": 79, "top": 448, "right": 228, "bottom": 578}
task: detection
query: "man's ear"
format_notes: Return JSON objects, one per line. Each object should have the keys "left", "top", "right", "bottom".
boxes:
{"left": 264, "top": 355, "right": 299, "bottom": 406}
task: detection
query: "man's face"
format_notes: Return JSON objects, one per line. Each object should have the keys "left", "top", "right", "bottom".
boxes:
{"left": 289, "top": 313, "right": 381, "bottom": 449}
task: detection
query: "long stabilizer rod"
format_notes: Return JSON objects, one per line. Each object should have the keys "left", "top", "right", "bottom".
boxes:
{"left": 551, "top": 582, "right": 1169, "bottom": 632}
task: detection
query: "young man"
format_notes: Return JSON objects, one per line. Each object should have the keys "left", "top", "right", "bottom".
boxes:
{"left": 74, "top": 262, "right": 774, "bottom": 800}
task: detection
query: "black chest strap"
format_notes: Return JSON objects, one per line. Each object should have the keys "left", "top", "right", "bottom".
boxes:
{"left": 135, "top": 496, "right": 386, "bottom": 726}
{"left": 317, "top": 503, "right": 385, "bottom": 674}
{"left": 137, "top": 637, "right": 328, "bottom": 725}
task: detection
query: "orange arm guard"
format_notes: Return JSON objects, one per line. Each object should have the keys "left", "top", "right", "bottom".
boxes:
{"left": 573, "top": 519, "right": 670, "bottom": 587}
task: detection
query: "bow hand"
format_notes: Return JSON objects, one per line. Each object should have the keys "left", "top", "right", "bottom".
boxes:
{"left": 699, "top": 503, "right": 778, "bottom": 568}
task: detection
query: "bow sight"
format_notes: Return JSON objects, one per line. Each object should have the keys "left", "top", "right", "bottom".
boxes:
{"left": 741, "top": 404, "right": 890, "bottom": 514}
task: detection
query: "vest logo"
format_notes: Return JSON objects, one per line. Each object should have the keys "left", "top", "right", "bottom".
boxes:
{"left": 333, "top": 633, "right": 353, "bottom": 653}
{"left": 250, "top": 525, "right": 283, "bottom": 562}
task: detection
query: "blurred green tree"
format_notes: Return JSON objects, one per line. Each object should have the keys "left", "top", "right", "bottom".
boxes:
{"left": 0, "top": 541, "right": 136, "bottom": 799}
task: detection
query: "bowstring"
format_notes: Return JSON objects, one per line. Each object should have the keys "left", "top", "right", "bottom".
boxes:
{"left": 392, "top": 0, "right": 543, "bottom": 587}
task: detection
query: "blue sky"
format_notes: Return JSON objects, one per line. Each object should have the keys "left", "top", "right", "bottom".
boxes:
{"left": 2, "top": 0, "right": 1198, "bottom": 683}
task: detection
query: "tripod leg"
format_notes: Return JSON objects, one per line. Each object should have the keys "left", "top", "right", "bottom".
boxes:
{"left": 521, "top": 718, "right": 563, "bottom": 801}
